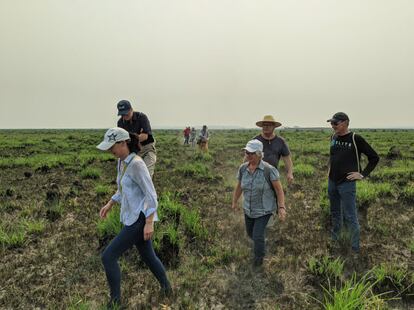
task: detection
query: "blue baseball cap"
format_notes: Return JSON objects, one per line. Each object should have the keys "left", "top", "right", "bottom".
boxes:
{"left": 117, "top": 100, "right": 132, "bottom": 116}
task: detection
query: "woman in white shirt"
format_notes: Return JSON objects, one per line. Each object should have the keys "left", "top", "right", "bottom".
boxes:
{"left": 97, "top": 127, "right": 171, "bottom": 308}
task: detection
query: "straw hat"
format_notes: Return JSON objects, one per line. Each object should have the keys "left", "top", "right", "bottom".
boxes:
{"left": 256, "top": 115, "right": 282, "bottom": 128}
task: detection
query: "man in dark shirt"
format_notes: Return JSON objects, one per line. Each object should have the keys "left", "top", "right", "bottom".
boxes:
{"left": 327, "top": 112, "right": 379, "bottom": 255}
{"left": 117, "top": 100, "right": 156, "bottom": 177}
{"left": 254, "top": 115, "right": 294, "bottom": 184}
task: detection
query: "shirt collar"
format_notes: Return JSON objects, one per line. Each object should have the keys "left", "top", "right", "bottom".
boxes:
{"left": 123, "top": 153, "right": 136, "bottom": 164}
{"left": 121, "top": 111, "right": 137, "bottom": 124}
{"left": 257, "top": 160, "right": 265, "bottom": 170}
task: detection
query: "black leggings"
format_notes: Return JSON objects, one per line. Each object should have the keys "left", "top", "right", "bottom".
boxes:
{"left": 101, "top": 212, "right": 170, "bottom": 302}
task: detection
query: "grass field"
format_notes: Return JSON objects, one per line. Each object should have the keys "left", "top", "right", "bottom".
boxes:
{"left": 0, "top": 128, "right": 413, "bottom": 309}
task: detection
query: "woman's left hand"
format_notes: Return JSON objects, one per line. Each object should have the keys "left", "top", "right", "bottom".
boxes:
{"left": 143, "top": 222, "right": 154, "bottom": 240}
{"left": 347, "top": 172, "right": 364, "bottom": 180}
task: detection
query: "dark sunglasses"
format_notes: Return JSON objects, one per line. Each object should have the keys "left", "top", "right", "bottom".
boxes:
{"left": 245, "top": 150, "right": 256, "bottom": 155}
{"left": 330, "top": 120, "right": 342, "bottom": 126}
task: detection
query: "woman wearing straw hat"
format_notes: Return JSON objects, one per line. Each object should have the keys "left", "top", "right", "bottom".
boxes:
{"left": 255, "top": 115, "right": 294, "bottom": 184}
{"left": 232, "top": 139, "right": 286, "bottom": 267}
{"left": 97, "top": 127, "right": 171, "bottom": 308}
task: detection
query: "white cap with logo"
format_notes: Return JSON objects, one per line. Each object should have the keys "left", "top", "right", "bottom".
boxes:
{"left": 97, "top": 127, "right": 130, "bottom": 151}
{"left": 242, "top": 139, "right": 263, "bottom": 153}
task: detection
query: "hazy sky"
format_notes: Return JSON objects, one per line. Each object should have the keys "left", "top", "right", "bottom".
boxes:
{"left": 1, "top": 1, "right": 413, "bottom": 129}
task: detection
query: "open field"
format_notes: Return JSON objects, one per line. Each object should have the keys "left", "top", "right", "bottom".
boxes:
{"left": 0, "top": 128, "right": 413, "bottom": 309}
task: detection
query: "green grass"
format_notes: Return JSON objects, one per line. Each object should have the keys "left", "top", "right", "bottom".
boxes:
{"left": 163, "top": 223, "right": 181, "bottom": 246}
{"left": 181, "top": 208, "right": 208, "bottom": 240}
{"left": 308, "top": 255, "right": 345, "bottom": 281}
{"left": 0, "top": 154, "right": 76, "bottom": 169}
{"left": 401, "top": 183, "right": 414, "bottom": 201}
{"left": 80, "top": 167, "right": 101, "bottom": 179}
{"left": 409, "top": 240, "right": 414, "bottom": 254}
{"left": 357, "top": 182, "right": 393, "bottom": 207}
{"left": 319, "top": 181, "right": 330, "bottom": 219}
{"left": 95, "top": 184, "right": 111, "bottom": 196}
{"left": 371, "top": 160, "right": 414, "bottom": 180}
{"left": 294, "top": 163, "right": 315, "bottom": 177}
{"left": 23, "top": 219, "right": 46, "bottom": 234}
{"left": 321, "top": 274, "right": 385, "bottom": 310}
{"left": 192, "top": 152, "right": 213, "bottom": 162}
{"left": 371, "top": 263, "right": 412, "bottom": 295}
{"left": 175, "top": 162, "right": 214, "bottom": 179}
{"left": 0, "top": 224, "right": 26, "bottom": 248}
{"left": 159, "top": 192, "right": 207, "bottom": 240}
{"left": 67, "top": 295, "right": 91, "bottom": 310}
{"left": 46, "top": 201, "right": 65, "bottom": 220}
{"left": 97, "top": 205, "right": 122, "bottom": 238}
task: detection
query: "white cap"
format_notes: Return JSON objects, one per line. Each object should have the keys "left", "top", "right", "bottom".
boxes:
{"left": 243, "top": 139, "right": 263, "bottom": 153}
{"left": 97, "top": 127, "right": 130, "bottom": 151}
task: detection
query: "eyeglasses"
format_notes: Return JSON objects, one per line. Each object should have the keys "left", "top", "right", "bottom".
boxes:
{"left": 330, "top": 120, "right": 343, "bottom": 126}
{"left": 245, "top": 150, "right": 256, "bottom": 155}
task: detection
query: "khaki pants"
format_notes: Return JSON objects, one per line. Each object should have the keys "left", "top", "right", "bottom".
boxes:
{"left": 138, "top": 142, "right": 157, "bottom": 178}
{"left": 199, "top": 141, "right": 208, "bottom": 152}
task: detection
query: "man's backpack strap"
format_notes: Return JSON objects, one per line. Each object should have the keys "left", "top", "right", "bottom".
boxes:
{"left": 352, "top": 132, "right": 360, "bottom": 173}
{"left": 263, "top": 161, "right": 277, "bottom": 196}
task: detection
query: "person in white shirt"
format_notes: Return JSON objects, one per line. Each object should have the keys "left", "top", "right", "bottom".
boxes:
{"left": 97, "top": 127, "right": 171, "bottom": 308}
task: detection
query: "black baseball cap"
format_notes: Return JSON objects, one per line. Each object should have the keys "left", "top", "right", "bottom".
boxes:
{"left": 327, "top": 112, "right": 349, "bottom": 122}
{"left": 117, "top": 100, "right": 132, "bottom": 116}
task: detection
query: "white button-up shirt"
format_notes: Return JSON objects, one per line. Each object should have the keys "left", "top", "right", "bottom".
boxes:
{"left": 111, "top": 153, "right": 158, "bottom": 225}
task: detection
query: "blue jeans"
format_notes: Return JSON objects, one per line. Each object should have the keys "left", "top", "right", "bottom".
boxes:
{"left": 101, "top": 212, "right": 170, "bottom": 302}
{"left": 244, "top": 214, "right": 272, "bottom": 260}
{"left": 328, "top": 179, "right": 360, "bottom": 252}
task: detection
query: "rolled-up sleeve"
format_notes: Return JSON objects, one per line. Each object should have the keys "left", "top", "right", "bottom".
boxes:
{"left": 270, "top": 166, "right": 280, "bottom": 181}
{"left": 111, "top": 190, "right": 121, "bottom": 203}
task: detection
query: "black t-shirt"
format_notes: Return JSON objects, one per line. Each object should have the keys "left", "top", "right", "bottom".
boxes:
{"left": 254, "top": 134, "right": 290, "bottom": 169}
{"left": 329, "top": 132, "right": 379, "bottom": 184}
{"left": 117, "top": 111, "right": 155, "bottom": 153}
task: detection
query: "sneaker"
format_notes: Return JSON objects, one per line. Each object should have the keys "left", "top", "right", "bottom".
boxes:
{"left": 159, "top": 285, "right": 173, "bottom": 298}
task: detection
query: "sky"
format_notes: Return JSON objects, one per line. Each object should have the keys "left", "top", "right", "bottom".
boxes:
{"left": 0, "top": 0, "right": 413, "bottom": 129}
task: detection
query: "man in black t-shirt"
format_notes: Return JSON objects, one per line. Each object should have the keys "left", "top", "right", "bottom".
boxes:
{"left": 117, "top": 100, "right": 156, "bottom": 177}
{"left": 327, "top": 112, "right": 379, "bottom": 255}
{"left": 254, "top": 115, "right": 294, "bottom": 184}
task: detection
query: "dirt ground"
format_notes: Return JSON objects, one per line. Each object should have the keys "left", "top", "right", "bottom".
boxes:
{"left": 0, "top": 129, "right": 413, "bottom": 309}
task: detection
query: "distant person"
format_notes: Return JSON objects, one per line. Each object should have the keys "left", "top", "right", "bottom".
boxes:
{"left": 255, "top": 115, "right": 294, "bottom": 184}
{"left": 117, "top": 100, "right": 156, "bottom": 177}
{"left": 183, "top": 126, "right": 191, "bottom": 145}
{"left": 97, "top": 127, "right": 171, "bottom": 308}
{"left": 327, "top": 112, "right": 379, "bottom": 255}
{"left": 232, "top": 139, "right": 286, "bottom": 267}
{"left": 189, "top": 127, "right": 197, "bottom": 147}
{"left": 198, "top": 125, "right": 209, "bottom": 152}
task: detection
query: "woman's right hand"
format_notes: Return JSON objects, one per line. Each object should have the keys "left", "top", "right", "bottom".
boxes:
{"left": 278, "top": 207, "right": 286, "bottom": 222}
{"left": 100, "top": 203, "right": 112, "bottom": 219}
